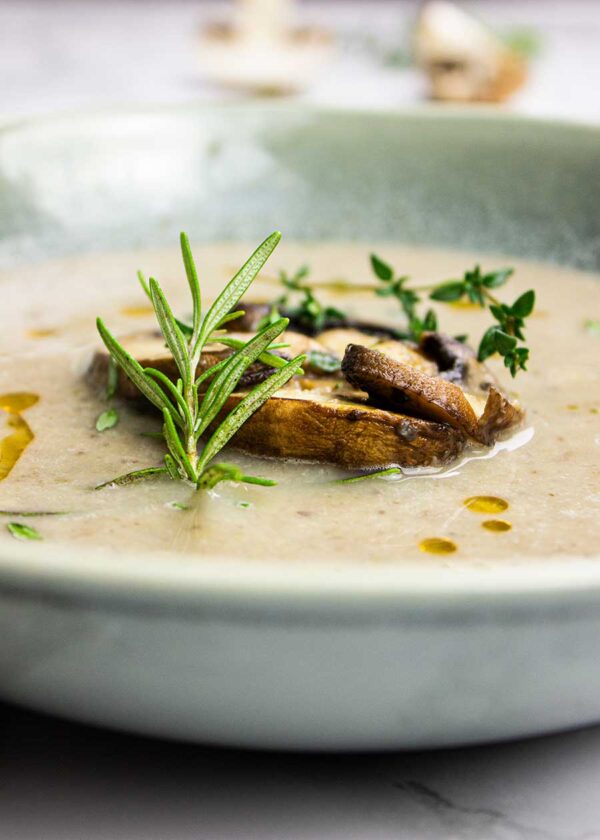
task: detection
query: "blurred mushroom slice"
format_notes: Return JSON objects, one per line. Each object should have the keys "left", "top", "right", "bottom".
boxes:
{"left": 218, "top": 388, "right": 467, "bottom": 469}
{"left": 342, "top": 343, "right": 522, "bottom": 445}
{"left": 419, "top": 332, "right": 496, "bottom": 394}
{"left": 197, "top": 0, "right": 334, "bottom": 94}
{"left": 414, "top": 1, "right": 527, "bottom": 103}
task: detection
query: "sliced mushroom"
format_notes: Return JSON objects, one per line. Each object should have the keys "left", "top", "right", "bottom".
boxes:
{"left": 87, "top": 329, "right": 336, "bottom": 401}
{"left": 217, "top": 388, "right": 466, "bottom": 469}
{"left": 342, "top": 343, "right": 522, "bottom": 445}
{"left": 317, "top": 329, "right": 437, "bottom": 375}
{"left": 414, "top": 0, "right": 527, "bottom": 103}
{"left": 88, "top": 331, "right": 277, "bottom": 400}
{"left": 88, "top": 330, "right": 467, "bottom": 468}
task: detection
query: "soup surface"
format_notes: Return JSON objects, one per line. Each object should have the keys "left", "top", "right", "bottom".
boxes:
{"left": 1, "top": 242, "right": 599, "bottom": 566}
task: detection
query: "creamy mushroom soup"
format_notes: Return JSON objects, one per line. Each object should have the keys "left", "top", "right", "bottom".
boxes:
{"left": 1, "top": 242, "right": 598, "bottom": 565}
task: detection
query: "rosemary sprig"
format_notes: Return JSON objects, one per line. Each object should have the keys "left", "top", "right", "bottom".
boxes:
{"left": 335, "top": 467, "right": 402, "bottom": 484}
{"left": 96, "top": 232, "right": 305, "bottom": 491}
{"left": 371, "top": 255, "right": 534, "bottom": 375}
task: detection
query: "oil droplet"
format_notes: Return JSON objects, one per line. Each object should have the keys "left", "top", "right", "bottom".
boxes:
{"left": 121, "top": 305, "right": 155, "bottom": 318}
{"left": 591, "top": 408, "right": 598, "bottom": 415}
{"left": 27, "top": 327, "right": 59, "bottom": 339}
{"left": 0, "top": 393, "right": 39, "bottom": 481}
{"left": 482, "top": 519, "right": 512, "bottom": 532}
{"left": 0, "top": 393, "right": 39, "bottom": 413}
{"left": 566, "top": 404, "right": 579, "bottom": 411}
{"left": 419, "top": 537, "right": 457, "bottom": 554}
{"left": 464, "top": 495, "right": 509, "bottom": 514}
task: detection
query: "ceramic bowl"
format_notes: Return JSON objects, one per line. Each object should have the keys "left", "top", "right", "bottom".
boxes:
{"left": 0, "top": 105, "right": 599, "bottom": 750}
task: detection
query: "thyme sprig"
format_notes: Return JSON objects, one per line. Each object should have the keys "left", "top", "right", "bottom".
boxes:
{"left": 261, "top": 265, "right": 346, "bottom": 334}
{"left": 96, "top": 232, "right": 305, "bottom": 491}
{"left": 264, "top": 255, "right": 534, "bottom": 377}
{"left": 371, "top": 255, "right": 535, "bottom": 375}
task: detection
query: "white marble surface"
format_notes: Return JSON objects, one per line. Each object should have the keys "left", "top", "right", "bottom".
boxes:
{"left": 0, "top": 0, "right": 599, "bottom": 122}
{"left": 2, "top": 2, "right": 600, "bottom": 838}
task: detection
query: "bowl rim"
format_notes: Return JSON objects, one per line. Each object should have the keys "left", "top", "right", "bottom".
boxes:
{"left": 1, "top": 103, "right": 599, "bottom": 609}
{"left": 1, "top": 98, "right": 600, "bottom": 137}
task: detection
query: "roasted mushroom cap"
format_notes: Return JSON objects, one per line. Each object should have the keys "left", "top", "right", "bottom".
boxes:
{"left": 342, "top": 343, "right": 522, "bottom": 445}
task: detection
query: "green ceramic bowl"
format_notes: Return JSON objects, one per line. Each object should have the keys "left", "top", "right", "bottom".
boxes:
{"left": 0, "top": 105, "right": 599, "bottom": 750}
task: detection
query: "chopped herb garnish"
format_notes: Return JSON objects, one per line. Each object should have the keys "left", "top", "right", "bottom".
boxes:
{"left": 167, "top": 501, "right": 189, "bottom": 510}
{"left": 7, "top": 522, "right": 42, "bottom": 541}
{"left": 237, "top": 500, "right": 252, "bottom": 509}
{"left": 584, "top": 319, "right": 600, "bottom": 336}
{"left": 306, "top": 350, "right": 342, "bottom": 373}
{"left": 96, "top": 232, "right": 304, "bottom": 490}
{"left": 95, "top": 408, "right": 119, "bottom": 431}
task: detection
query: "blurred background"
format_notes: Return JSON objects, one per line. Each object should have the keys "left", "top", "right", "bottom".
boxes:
{"left": 1, "top": 0, "right": 599, "bottom": 123}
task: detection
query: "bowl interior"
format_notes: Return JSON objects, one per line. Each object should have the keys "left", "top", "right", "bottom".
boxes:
{"left": 0, "top": 105, "right": 599, "bottom": 596}
{"left": 0, "top": 105, "right": 598, "bottom": 270}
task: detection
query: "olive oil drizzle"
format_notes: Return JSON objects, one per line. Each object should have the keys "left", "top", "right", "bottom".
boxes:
{"left": 0, "top": 393, "right": 39, "bottom": 481}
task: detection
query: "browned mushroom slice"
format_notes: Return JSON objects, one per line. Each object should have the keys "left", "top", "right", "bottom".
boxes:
{"left": 342, "top": 344, "right": 522, "bottom": 445}
{"left": 218, "top": 388, "right": 466, "bottom": 469}
{"left": 88, "top": 331, "right": 275, "bottom": 399}
{"left": 88, "top": 331, "right": 466, "bottom": 468}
